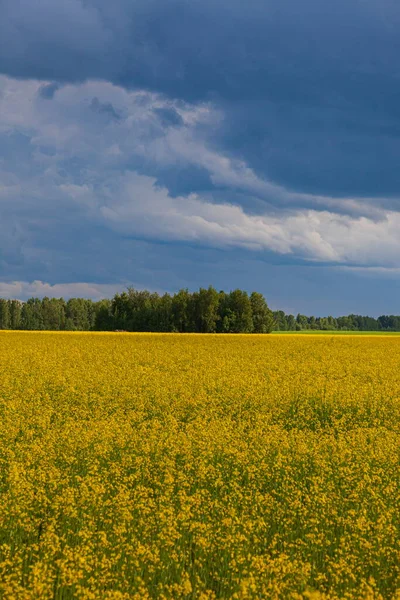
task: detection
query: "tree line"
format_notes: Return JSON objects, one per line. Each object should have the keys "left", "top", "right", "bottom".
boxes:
{"left": 0, "top": 288, "right": 274, "bottom": 333}
{"left": 0, "top": 288, "right": 398, "bottom": 332}
{"left": 273, "top": 311, "right": 400, "bottom": 331}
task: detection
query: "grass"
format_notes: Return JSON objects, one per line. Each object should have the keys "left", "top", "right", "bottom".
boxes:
{"left": 272, "top": 329, "right": 400, "bottom": 335}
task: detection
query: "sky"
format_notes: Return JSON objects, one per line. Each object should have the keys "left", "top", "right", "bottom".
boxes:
{"left": 1, "top": 0, "right": 400, "bottom": 316}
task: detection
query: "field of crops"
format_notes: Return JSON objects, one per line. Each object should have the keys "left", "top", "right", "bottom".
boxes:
{"left": 0, "top": 332, "right": 400, "bottom": 599}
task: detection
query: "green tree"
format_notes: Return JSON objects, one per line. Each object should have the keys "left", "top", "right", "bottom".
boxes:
{"left": 216, "top": 291, "right": 231, "bottom": 332}
{"left": 93, "top": 299, "right": 113, "bottom": 331}
{"left": 250, "top": 292, "right": 274, "bottom": 333}
{"left": 111, "top": 292, "right": 129, "bottom": 330}
{"left": 156, "top": 293, "right": 174, "bottom": 332}
{"left": 125, "top": 289, "right": 159, "bottom": 332}
{"left": 286, "top": 314, "right": 296, "bottom": 331}
{"left": 66, "top": 298, "right": 90, "bottom": 330}
{"left": 224, "top": 290, "right": 253, "bottom": 333}
{"left": 273, "top": 311, "right": 287, "bottom": 331}
{"left": 0, "top": 299, "right": 10, "bottom": 329}
{"left": 296, "top": 313, "right": 309, "bottom": 330}
{"left": 21, "top": 298, "right": 44, "bottom": 330}
{"left": 41, "top": 297, "right": 66, "bottom": 330}
{"left": 8, "top": 300, "right": 22, "bottom": 329}
{"left": 308, "top": 316, "right": 317, "bottom": 330}
{"left": 192, "top": 286, "right": 220, "bottom": 333}
{"left": 172, "top": 289, "right": 192, "bottom": 332}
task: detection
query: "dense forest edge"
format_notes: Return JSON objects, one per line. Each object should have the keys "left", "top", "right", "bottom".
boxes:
{"left": 0, "top": 287, "right": 399, "bottom": 333}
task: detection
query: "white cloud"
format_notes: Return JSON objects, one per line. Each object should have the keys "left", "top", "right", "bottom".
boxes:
{"left": 337, "top": 266, "right": 400, "bottom": 277}
{"left": 0, "top": 281, "right": 125, "bottom": 300}
{"left": 98, "top": 172, "right": 400, "bottom": 266}
{"left": 0, "top": 74, "right": 383, "bottom": 217}
{"left": 2, "top": 74, "right": 400, "bottom": 273}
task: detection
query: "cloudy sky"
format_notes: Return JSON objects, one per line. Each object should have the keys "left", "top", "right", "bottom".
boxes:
{"left": 1, "top": 0, "right": 400, "bottom": 315}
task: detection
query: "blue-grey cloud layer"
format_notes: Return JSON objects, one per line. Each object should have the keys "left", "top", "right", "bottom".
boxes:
{"left": 2, "top": 0, "right": 400, "bottom": 196}
{"left": 1, "top": 0, "right": 400, "bottom": 313}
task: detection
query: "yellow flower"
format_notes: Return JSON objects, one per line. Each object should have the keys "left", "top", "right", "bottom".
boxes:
{"left": 0, "top": 331, "right": 400, "bottom": 598}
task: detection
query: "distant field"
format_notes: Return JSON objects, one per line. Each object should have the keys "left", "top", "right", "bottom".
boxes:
{"left": 272, "top": 330, "right": 400, "bottom": 335}
{"left": 1, "top": 331, "right": 400, "bottom": 598}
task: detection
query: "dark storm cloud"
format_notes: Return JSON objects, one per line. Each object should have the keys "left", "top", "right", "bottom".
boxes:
{"left": 152, "top": 107, "right": 184, "bottom": 128}
{"left": 90, "top": 97, "right": 121, "bottom": 121}
{"left": 38, "top": 82, "right": 61, "bottom": 99}
{"left": 2, "top": 0, "right": 400, "bottom": 198}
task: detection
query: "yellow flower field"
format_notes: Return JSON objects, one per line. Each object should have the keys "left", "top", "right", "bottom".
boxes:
{"left": 0, "top": 332, "right": 400, "bottom": 599}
